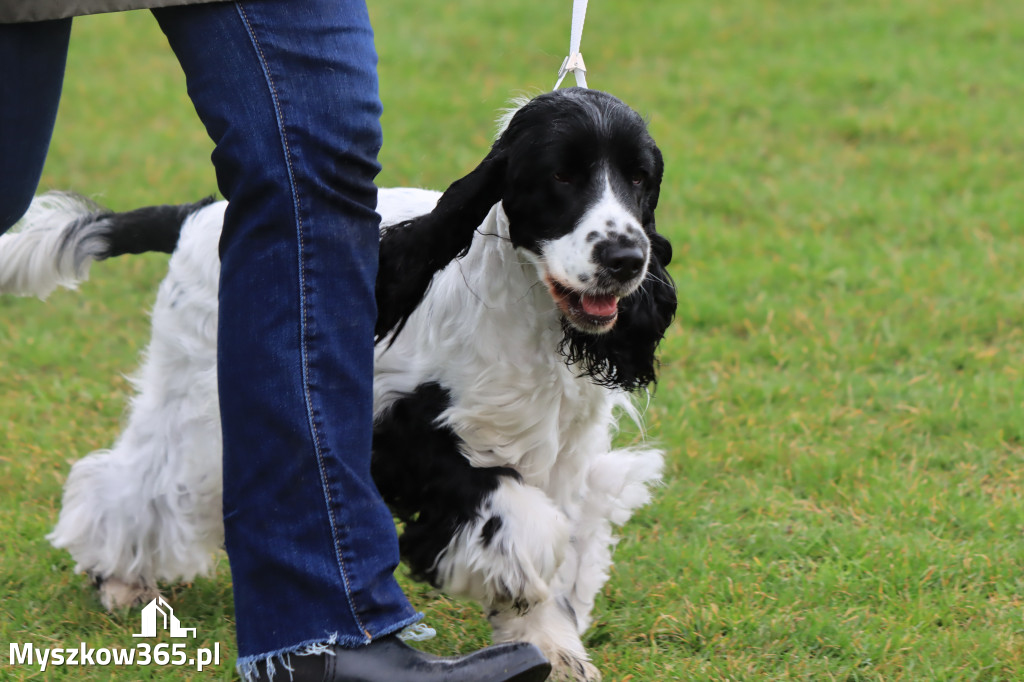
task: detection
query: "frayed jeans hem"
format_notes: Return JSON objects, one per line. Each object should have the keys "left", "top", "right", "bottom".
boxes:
{"left": 236, "top": 612, "right": 424, "bottom": 682}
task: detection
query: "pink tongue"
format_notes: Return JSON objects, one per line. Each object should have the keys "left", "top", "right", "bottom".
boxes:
{"left": 580, "top": 293, "right": 618, "bottom": 317}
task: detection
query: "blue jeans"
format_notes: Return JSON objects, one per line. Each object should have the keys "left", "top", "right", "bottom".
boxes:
{"left": 0, "top": 19, "right": 71, "bottom": 229}
{"left": 2, "top": 0, "right": 420, "bottom": 671}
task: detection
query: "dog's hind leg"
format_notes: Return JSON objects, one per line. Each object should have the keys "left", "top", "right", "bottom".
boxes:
{"left": 48, "top": 411, "right": 223, "bottom": 610}
{"left": 48, "top": 259, "right": 224, "bottom": 610}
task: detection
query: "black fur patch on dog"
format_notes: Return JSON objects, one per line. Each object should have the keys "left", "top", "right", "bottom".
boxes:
{"left": 371, "top": 382, "right": 520, "bottom": 586}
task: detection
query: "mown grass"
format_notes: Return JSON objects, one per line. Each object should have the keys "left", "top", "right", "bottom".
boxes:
{"left": 3, "top": 0, "right": 1024, "bottom": 680}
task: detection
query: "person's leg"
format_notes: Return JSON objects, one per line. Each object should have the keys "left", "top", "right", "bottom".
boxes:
{"left": 152, "top": 0, "right": 420, "bottom": 668}
{"left": 0, "top": 19, "right": 72, "bottom": 232}
{"left": 152, "top": 4, "right": 550, "bottom": 680}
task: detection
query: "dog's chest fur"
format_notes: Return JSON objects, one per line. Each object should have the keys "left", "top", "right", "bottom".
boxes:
{"left": 373, "top": 200, "right": 620, "bottom": 493}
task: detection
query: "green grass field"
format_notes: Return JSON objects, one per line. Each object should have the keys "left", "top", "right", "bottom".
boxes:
{"left": 3, "top": 1, "right": 1024, "bottom": 679}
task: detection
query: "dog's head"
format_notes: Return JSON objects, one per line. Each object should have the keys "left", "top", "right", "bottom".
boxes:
{"left": 496, "top": 89, "right": 665, "bottom": 335}
{"left": 377, "top": 88, "right": 676, "bottom": 391}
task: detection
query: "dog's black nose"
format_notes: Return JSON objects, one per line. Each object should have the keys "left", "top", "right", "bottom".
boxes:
{"left": 596, "top": 242, "right": 646, "bottom": 282}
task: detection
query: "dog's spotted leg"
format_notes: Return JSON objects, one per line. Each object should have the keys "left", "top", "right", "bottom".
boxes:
{"left": 372, "top": 382, "right": 569, "bottom": 612}
{"left": 433, "top": 476, "right": 569, "bottom": 612}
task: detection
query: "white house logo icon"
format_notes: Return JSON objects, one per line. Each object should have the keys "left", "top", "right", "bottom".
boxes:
{"left": 132, "top": 597, "right": 197, "bottom": 638}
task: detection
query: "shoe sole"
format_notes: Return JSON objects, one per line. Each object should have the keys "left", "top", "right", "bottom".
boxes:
{"left": 507, "top": 661, "right": 553, "bottom": 682}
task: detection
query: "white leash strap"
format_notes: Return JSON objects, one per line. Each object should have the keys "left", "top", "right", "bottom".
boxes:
{"left": 554, "top": 0, "right": 588, "bottom": 89}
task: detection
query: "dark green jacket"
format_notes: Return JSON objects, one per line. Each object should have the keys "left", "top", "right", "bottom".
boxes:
{"left": 0, "top": 0, "right": 214, "bottom": 23}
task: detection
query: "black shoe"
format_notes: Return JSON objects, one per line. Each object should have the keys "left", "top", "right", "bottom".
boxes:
{"left": 250, "top": 635, "right": 552, "bottom": 682}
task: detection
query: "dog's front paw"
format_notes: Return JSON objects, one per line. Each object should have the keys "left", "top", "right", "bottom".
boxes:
{"left": 489, "top": 595, "right": 599, "bottom": 682}
{"left": 551, "top": 651, "right": 602, "bottom": 682}
{"left": 92, "top": 575, "right": 160, "bottom": 611}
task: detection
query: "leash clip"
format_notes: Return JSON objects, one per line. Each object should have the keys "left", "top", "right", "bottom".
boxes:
{"left": 555, "top": 53, "right": 588, "bottom": 89}
{"left": 553, "top": 0, "right": 589, "bottom": 90}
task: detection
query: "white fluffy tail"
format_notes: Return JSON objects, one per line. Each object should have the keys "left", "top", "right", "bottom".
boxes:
{"left": 0, "top": 192, "right": 109, "bottom": 298}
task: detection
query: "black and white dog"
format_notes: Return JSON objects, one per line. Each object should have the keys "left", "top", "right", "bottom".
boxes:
{"left": 1, "top": 88, "right": 676, "bottom": 682}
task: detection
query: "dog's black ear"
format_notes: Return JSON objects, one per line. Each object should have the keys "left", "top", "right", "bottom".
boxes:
{"left": 376, "top": 145, "right": 507, "bottom": 342}
{"left": 559, "top": 230, "right": 676, "bottom": 392}
{"left": 641, "top": 144, "right": 664, "bottom": 233}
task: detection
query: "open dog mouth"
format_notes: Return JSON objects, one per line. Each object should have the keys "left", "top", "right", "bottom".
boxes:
{"left": 547, "top": 278, "right": 620, "bottom": 332}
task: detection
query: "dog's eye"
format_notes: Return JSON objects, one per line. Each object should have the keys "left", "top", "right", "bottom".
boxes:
{"left": 553, "top": 172, "right": 573, "bottom": 184}
{"left": 631, "top": 173, "right": 645, "bottom": 186}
